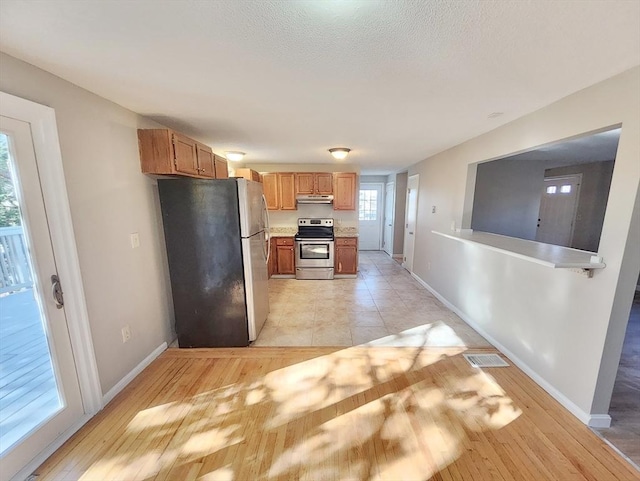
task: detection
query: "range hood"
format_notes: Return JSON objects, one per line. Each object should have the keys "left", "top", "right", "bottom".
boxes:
{"left": 296, "top": 194, "right": 334, "bottom": 204}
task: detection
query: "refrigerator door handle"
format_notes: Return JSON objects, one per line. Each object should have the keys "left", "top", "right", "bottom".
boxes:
{"left": 261, "top": 194, "right": 271, "bottom": 263}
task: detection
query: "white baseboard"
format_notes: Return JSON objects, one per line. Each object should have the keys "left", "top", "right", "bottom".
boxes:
{"left": 10, "top": 415, "right": 91, "bottom": 481}
{"left": 102, "top": 342, "right": 167, "bottom": 407}
{"left": 410, "top": 272, "right": 609, "bottom": 428}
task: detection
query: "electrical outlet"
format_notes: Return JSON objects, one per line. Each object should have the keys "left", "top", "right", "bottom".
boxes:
{"left": 432, "top": 205, "right": 436, "bottom": 214}
{"left": 130, "top": 232, "right": 140, "bottom": 249}
{"left": 121, "top": 325, "right": 131, "bottom": 343}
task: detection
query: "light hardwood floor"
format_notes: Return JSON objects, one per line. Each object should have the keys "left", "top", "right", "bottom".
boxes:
{"left": 34, "top": 347, "right": 639, "bottom": 480}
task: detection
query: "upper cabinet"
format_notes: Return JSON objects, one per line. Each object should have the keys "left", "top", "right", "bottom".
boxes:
{"left": 138, "top": 129, "right": 228, "bottom": 179}
{"left": 333, "top": 173, "right": 357, "bottom": 210}
{"left": 214, "top": 154, "right": 229, "bottom": 179}
{"left": 263, "top": 170, "right": 356, "bottom": 211}
{"left": 295, "top": 172, "right": 334, "bottom": 195}
{"left": 263, "top": 173, "right": 296, "bottom": 210}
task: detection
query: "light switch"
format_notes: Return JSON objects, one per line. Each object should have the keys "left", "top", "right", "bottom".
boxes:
{"left": 130, "top": 232, "right": 140, "bottom": 249}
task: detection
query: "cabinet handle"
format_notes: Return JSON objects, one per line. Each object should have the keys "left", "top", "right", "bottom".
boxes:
{"left": 338, "top": 262, "right": 342, "bottom": 272}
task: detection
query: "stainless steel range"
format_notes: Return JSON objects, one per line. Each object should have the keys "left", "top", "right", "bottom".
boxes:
{"left": 295, "top": 218, "right": 335, "bottom": 280}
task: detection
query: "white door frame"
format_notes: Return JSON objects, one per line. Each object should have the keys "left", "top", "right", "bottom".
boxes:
{"left": 1, "top": 92, "right": 102, "bottom": 477}
{"left": 383, "top": 182, "right": 395, "bottom": 255}
{"left": 403, "top": 174, "right": 419, "bottom": 272}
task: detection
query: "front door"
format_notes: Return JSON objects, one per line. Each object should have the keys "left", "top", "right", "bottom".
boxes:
{"left": 358, "top": 183, "right": 384, "bottom": 251}
{"left": 383, "top": 182, "right": 395, "bottom": 255}
{"left": 535, "top": 175, "right": 582, "bottom": 247}
{"left": 0, "top": 116, "right": 84, "bottom": 481}
{"left": 403, "top": 175, "right": 419, "bottom": 272}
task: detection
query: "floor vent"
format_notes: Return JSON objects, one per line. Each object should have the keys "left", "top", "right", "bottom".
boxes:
{"left": 463, "top": 353, "right": 510, "bottom": 368}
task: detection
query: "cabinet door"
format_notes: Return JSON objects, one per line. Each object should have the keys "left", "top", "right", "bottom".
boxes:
{"left": 214, "top": 154, "right": 229, "bottom": 179}
{"left": 316, "top": 173, "right": 333, "bottom": 194}
{"left": 295, "top": 173, "right": 315, "bottom": 194}
{"left": 279, "top": 173, "right": 297, "bottom": 210}
{"left": 276, "top": 245, "right": 295, "bottom": 274}
{"left": 172, "top": 133, "right": 199, "bottom": 175}
{"left": 335, "top": 243, "right": 358, "bottom": 274}
{"left": 262, "top": 173, "right": 280, "bottom": 210}
{"left": 333, "top": 173, "right": 357, "bottom": 210}
{"left": 196, "top": 143, "right": 215, "bottom": 178}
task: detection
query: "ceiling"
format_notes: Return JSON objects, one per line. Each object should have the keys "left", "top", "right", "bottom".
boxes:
{"left": 1, "top": 1, "right": 639, "bottom": 174}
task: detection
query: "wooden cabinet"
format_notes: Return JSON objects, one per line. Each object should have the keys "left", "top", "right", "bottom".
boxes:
{"left": 295, "top": 172, "right": 333, "bottom": 195}
{"left": 333, "top": 173, "right": 357, "bottom": 210}
{"left": 279, "top": 173, "right": 296, "bottom": 210}
{"left": 234, "top": 168, "right": 261, "bottom": 182}
{"left": 214, "top": 155, "right": 229, "bottom": 179}
{"left": 263, "top": 173, "right": 279, "bottom": 210}
{"left": 335, "top": 237, "right": 358, "bottom": 274}
{"left": 264, "top": 173, "right": 296, "bottom": 211}
{"left": 274, "top": 237, "right": 295, "bottom": 275}
{"left": 138, "top": 129, "right": 222, "bottom": 179}
{"left": 268, "top": 237, "right": 278, "bottom": 277}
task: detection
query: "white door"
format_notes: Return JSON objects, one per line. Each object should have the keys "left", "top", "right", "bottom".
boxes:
{"left": 0, "top": 117, "right": 84, "bottom": 480}
{"left": 535, "top": 175, "right": 582, "bottom": 247}
{"left": 383, "top": 182, "right": 395, "bottom": 255}
{"left": 358, "top": 183, "right": 384, "bottom": 251}
{"left": 403, "top": 175, "right": 419, "bottom": 272}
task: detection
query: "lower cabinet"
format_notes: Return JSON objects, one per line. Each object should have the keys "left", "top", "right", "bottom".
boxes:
{"left": 335, "top": 237, "right": 358, "bottom": 274}
{"left": 270, "top": 237, "right": 295, "bottom": 276}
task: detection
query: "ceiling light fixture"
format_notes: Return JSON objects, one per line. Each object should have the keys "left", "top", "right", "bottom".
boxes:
{"left": 328, "top": 147, "right": 351, "bottom": 160}
{"left": 225, "top": 151, "right": 246, "bottom": 162}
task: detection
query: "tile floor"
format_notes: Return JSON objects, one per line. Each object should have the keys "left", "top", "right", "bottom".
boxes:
{"left": 254, "top": 251, "right": 491, "bottom": 348}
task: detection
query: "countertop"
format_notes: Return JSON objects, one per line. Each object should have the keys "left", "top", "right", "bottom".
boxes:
{"left": 269, "top": 226, "right": 358, "bottom": 238}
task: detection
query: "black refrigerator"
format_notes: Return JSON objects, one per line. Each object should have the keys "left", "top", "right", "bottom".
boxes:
{"left": 157, "top": 177, "right": 270, "bottom": 347}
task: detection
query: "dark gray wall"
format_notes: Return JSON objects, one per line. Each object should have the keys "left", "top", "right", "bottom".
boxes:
{"left": 545, "top": 161, "right": 614, "bottom": 252}
{"left": 471, "top": 158, "right": 547, "bottom": 240}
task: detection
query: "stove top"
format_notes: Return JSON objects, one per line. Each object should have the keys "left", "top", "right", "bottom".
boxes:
{"left": 295, "top": 218, "right": 334, "bottom": 240}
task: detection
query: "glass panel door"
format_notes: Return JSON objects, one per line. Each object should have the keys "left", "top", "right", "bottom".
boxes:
{"left": 0, "top": 117, "right": 83, "bottom": 480}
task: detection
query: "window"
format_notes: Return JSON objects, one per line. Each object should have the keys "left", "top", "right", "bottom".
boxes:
{"left": 560, "top": 185, "right": 572, "bottom": 193}
{"left": 546, "top": 186, "right": 557, "bottom": 194}
{"left": 359, "top": 189, "right": 378, "bottom": 220}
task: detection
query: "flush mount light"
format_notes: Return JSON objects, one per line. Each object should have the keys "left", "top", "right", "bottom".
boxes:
{"left": 328, "top": 148, "right": 351, "bottom": 160}
{"left": 225, "top": 151, "right": 246, "bottom": 162}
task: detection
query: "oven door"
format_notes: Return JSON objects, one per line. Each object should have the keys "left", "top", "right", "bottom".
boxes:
{"left": 295, "top": 238, "right": 334, "bottom": 268}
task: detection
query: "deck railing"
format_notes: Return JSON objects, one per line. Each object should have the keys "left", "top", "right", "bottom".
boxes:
{"left": 0, "top": 226, "right": 33, "bottom": 294}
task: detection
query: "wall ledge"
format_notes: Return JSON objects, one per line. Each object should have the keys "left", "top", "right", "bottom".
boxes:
{"left": 432, "top": 230, "right": 605, "bottom": 273}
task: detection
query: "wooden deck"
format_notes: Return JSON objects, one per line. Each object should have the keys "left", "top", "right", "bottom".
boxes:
{"left": 0, "top": 289, "right": 61, "bottom": 454}
{"left": 35, "top": 346, "right": 639, "bottom": 481}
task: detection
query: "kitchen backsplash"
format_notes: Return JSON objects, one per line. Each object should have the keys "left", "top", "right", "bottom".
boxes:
{"left": 268, "top": 203, "right": 358, "bottom": 228}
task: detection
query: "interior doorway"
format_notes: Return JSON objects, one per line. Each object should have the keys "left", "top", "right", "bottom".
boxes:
{"left": 358, "top": 183, "right": 384, "bottom": 251}
{"left": 595, "top": 282, "right": 640, "bottom": 466}
{"left": 383, "top": 182, "right": 395, "bottom": 256}
{"left": 403, "top": 175, "right": 419, "bottom": 272}
{"left": 535, "top": 175, "right": 582, "bottom": 247}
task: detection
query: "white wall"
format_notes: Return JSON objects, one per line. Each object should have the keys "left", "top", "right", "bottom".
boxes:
{"left": 408, "top": 66, "right": 640, "bottom": 421}
{"left": 242, "top": 163, "right": 360, "bottom": 228}
{"left": 0, "top": 53, "right": 174, "bottom": 395}
{"left": 391, "top": 172, "right": 408, "bottom": 255}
